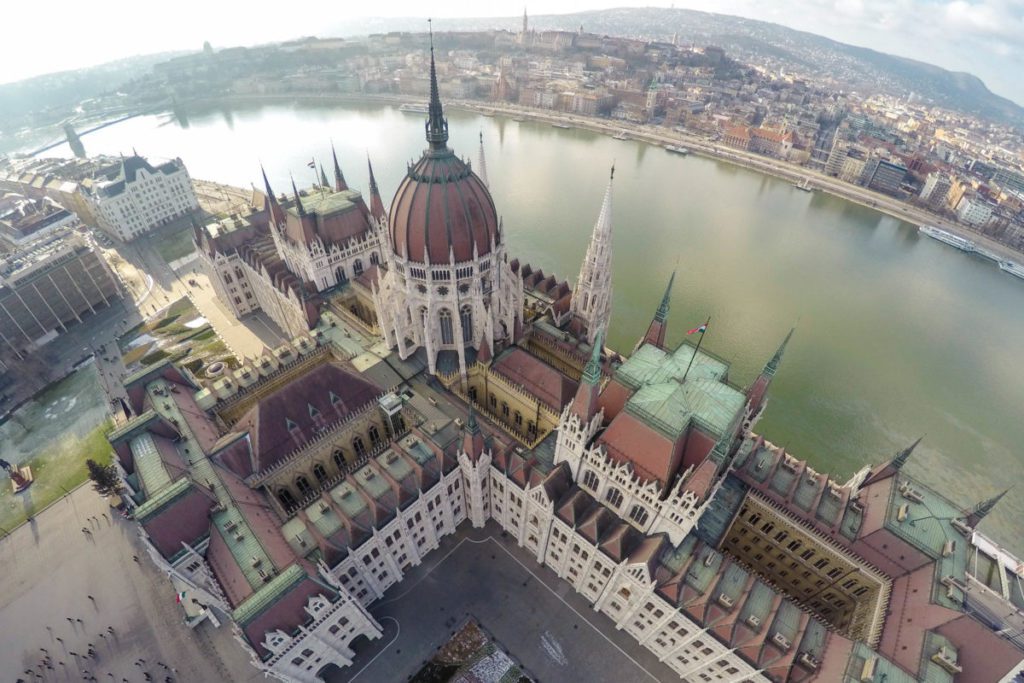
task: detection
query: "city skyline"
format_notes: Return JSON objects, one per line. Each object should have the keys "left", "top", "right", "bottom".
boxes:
{"left": 1, "top": 0, "right": 1022, "bottom": 109}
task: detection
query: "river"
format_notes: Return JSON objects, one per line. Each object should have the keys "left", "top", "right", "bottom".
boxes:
{"left": 44, "top": 100, "right": 1024, "bottom": 553}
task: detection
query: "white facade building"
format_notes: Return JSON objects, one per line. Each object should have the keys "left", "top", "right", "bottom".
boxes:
{"left": 89, "top": 155, "right": 199, "bottom": 241}
{"left": 956, "top": 194, "right": 995, "bottom": 226}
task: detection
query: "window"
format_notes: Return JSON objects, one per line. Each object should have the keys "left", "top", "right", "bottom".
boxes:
{"left": 370, "top": 252, "right": 380, "bottom": 266}
{"left": 353, "top": 258, "right": 364, "bottom": 276}
{"left": 333, "top": 450, "right": 346, "bottom": 470}
{"left": 353, "top": 436, "right": 366, "bottom": 458}
{"left": 439, "top": 309, "right": 454, "bottom": 344}
{"left": 460, "top": 306, "right": 473, "bottom": 343}
{"left": 278, "top": 489, "right": 298, "bottom": 510}
{"left": 369, "top": 425, "right": 381, "bottom": 448}
{"left": 312, "top": 463, "right": 328, "bottom": 484}
{"left": 295, "top": 476, "right": 313, "bottom": 497}
{"left": 628, "top": 504, "right": 649, "bottom": 526}
{"left": 501, "top": 402, "right": 509, "bottom": 418}
{"left": 335, "top": 266, "right": 347, "bottom": 283}
{"left": 582, "top": 469, "right": 599, "bottom": 491}
{"left": 605, "top": 487, "right": 624, "bottom": 508}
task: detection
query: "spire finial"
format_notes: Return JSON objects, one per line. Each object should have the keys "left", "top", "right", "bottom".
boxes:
{"left": 892, "top": 436, "right": 922, "bottom": 470}
{"left": 261, "top": 163, "right": 276, "bottom": 203}
{"left": 764, "top": 327, "right": 795, "bottom": 377}
{"left": 610, "top": 163, "right": 615, "bottom": 180}
{"left": 476, "top": 130, "right": 489, "bottom": 188}
{"left": 581, "top": 331, "right": 603, "bottom": 385}
{"left": 290, "top": 174, "right": 305, "bottom": 216}
{"left": 654, "top": 270, "right": 675, "bottom": 324}
{"left": 967, "top": 488, "right": 1009, "bottom": 526}
{"left": 425, "top": 19, "right": 449, "bottom": 151}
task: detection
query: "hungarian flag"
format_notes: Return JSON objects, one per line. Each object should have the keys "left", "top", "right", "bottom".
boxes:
{"left": 687, "top": 323, "right": 708, "bottom": 335}
{"left": 175, "top": 591, "right": 187, "bottom": 604}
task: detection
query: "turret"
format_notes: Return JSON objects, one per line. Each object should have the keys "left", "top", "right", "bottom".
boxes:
{"left": 290, "top": 175, "right": 305, "bottom": 216}
{"left": 569, "top": 166, "right": 615, "bottom": 345}
{"left": 261, "top": 165, "right": 285, "bottom": 227}
{"left": 332, "top": 143, "right": 349, "bottom": 192}
{"left": 965, "top": 489, "right": 1009, "bottom": 528}
{"left": 568, "top": 331, "right": 604, "bottom": 424}
{"left": 462, "top": 406, "right": 485, "bottom": 462}
{"left": 637, "top": 270, "right": 675, "bottom": 351}
{"left": 366, "top": 155, "right": 386, "bottom": 222}
{"left": 862, "top": 437, "right": 922, "bottom": 486}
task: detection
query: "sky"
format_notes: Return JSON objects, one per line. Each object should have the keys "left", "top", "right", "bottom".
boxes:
{"left": 1, "top": 0, "right": 1022, "bottom": 105}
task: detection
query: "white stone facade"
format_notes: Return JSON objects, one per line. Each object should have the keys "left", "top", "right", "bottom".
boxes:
{"left": 569, "top": 172, "right": 614, "bottom": 345}
{"left": 90, "top": 157, "right": 199, "bottom": 241}
{"left": 372, "top": 222, "right": 524, "bottom": 378}
{"left": 202, "top": 249, "right": 260, "bottom": 318}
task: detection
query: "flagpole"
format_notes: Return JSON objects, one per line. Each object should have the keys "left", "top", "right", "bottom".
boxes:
{"left": 310, "top": 157, "right": 319, "bottom": 195}
{"left": 680, "top": 315, "right": 711, "bottom": 385}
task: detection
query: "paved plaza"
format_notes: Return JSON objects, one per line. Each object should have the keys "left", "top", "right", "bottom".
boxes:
{"left": 0, "top": 485, "right": 261, "bottom": 683}
{"left": 333, "top": 524, "right": 680, "bottom": 683}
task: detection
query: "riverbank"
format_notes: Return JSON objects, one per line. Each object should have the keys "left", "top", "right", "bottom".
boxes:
{"left": 176, "top": 92, "right": 1024, "bottom": 263}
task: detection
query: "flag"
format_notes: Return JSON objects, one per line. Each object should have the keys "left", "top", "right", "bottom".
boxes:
{"left": 175, "top": 591, "right": 187, "bottom": 604}
{"left": 687, "top": 323, "right": 708, "bottom": 335}
{"left": 306, "top": 159, "right": 316, "bottom": 169}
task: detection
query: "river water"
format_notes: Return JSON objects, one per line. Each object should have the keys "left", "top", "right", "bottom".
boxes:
{"left": 46, "top": 101, "right": 1024, "bottom": 553}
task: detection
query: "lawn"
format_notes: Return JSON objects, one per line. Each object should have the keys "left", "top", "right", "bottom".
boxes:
{"left": 0, "top": 367, "right": 114, "bottom": 533}
{"left": 150, "top": 224, "right": 197, "bottom": 264}
{"left": 117, "top": 296, "right": 236, "bottom": 377}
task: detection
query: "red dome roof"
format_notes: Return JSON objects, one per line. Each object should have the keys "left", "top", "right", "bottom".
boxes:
{"left": 389, "top": 150, "right": 498, "bottom": 265}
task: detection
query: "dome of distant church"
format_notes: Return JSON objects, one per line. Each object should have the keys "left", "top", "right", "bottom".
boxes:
{"left": 388, "top": 47, "right": 499, "bottom": 266}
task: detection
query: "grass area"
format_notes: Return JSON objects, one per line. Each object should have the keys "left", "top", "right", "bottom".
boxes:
{"left": 150, "top": 224, "right": 197, "bottom": 264}
{"left": 117, "top": 296, "right": 236, "bottom": 375}
{"left": 0, "top": 419, "right": 114, "bottom": 533}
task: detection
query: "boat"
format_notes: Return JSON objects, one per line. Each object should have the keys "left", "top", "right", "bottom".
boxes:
{"left": 612, "top": 131, "right": 629, "bottom": 140}
{"left": 999, "top": 260, "right": 1024, "bottom": 280}
{"left": 793, "top": 178, "right": 814, "bottom": 192}
{"left": 399, "top": 103, "right": 429, "bottom": 115}
{"left": 664, "top": 145, "right": 690, "bottom": 156}
{"left": 552, "top": 122, "right": 572, "bottom": 129}
{"left": 919, "top": 225, "right": 977, "bottom": 253}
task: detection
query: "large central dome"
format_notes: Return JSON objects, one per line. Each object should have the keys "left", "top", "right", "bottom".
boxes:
{"left": 388, "top": 43, "right": 499, "bottom": 266}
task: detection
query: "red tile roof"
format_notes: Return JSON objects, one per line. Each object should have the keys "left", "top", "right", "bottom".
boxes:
{"left": 491, "top": 348, "right": 578, "bottom": 412}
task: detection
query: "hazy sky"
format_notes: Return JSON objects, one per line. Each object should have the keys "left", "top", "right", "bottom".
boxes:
{"left": 2, "top": 0, "right": 1022, "bottom": 105}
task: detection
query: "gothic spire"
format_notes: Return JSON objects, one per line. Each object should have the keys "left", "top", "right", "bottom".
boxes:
{"left": 966, "top": 489, "right": 1009, "bottom": 527}
{"left": 764, "top": 327, "right": 794, "bottom": 378}
{"left": 569, "top": 330, "right": 604, "bottom": 423}
{"left": 366, "top": 155, "right": 386, "bottom": 222}
{"left": 425, "top": 20, "right": 449, "bottom": 152}
{"left": 261, "top": 164, "right": 285, "bottom": 226}
{"left": 462, "top": 403, "right": 485, "bottom": 461}
{"left": 892, "top": 436, "right": 922, "bottom": 471}
{"left": 290, "top": 175, "right": 305, "bottom": 216}
{"left": 477, "top": 131, "right": 489, "bottom": 188}
{"left": 569, "top": 166, "right": 615, "bottom": 345}
{"left": 332, "top": 142, "right": 348, "bottom": 191}
{"left": 319, "top": 163, "right": 330, "bottom": 189}
{"left": 638, "top": 270, "right": 675, "bottom": 351}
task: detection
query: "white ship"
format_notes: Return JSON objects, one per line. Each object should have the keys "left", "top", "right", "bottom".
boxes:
{"left": 664, "top": 145, "right": 690, "bottom": 155}
{"left": 399, "top": 103, "right": 429, "bottom": 115}
{"left": 919, "top": 225, "right": 977, "bottom": 253}
{"left": 612, "top": 131, "right": 629, "bottom": 140}
{"left": 999, "top": 260, "right": 1024, "bottom": 280}
{"left": 793, "top": 178, "right": 814, "bottom": 192}
{"left": 551, "top": 122, "right": 572, "bottom": 129}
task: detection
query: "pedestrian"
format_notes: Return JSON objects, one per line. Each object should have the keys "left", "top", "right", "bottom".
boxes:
{"left": 76, "top": 618, "right": 84, "bottom": 624}
{"left": 107, "top": 626, "right": 115, "bottom": 635}
{"left": 88, "top": 595, "right": 96, "bottom": 603}
{"left": 65, "top": 617, "right": 74, "bottom": 623}
{"left": 98, "top": 633, "right": 105, "bottom": 639}
{"left": 132, "top": 555, "right": 139, "bottom": 563}
{"left": 39, "top": 648, "right": 47, "bottom": 653}
{"left": 55, "top": 637, "right": 63, "bottom": 644}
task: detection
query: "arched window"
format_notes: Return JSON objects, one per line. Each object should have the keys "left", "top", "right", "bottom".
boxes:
{"left": 335, "top": 266, "right": 347, "bottom": 284}
{"left": 460, "top": 305, "right": 473, "bottom": 343}
{"left": 353, "top": 258, "right": 364, "bottom": 276}
{"left": 605, "top": 487, "right": 624, "bottom": 509}
{"left": 629, "top": 504, "right": 649, "bottom": 527}
{"left": 296, "top": 476, "right": 313, "bottom": 498}
{"left": 439, "top": 309, "right": 454, "bottom": 345}
{"left": 353, "top": 436, "right": 366, "bottom": 458}
{"left": 368, "top": 425, "right": 381, "bottom": 448}
{"left": 468, "top": 386, "right": 478, "bottom": 402}
{"left": 278, "top": 488, "right": 298, "bottom": 510}
{"left": 501, "top": 402, "right": 509, "bottom": 418}
{"left": 514, "top": 411, "right": 522, "bottom": 427}
{"left": 489, "top": 395, "right": 497, "bottom": 410}
{"left": 333, "top": 450, "right": 346, "bottom": 470}
{"left": 370, "top": 252, "right": 380, "bottom": 266}
{"left": 312, "top": 463, "right": 328, "bottom": 484}
{"left": 582, "top": 469, "right": 600, "bottom": 491}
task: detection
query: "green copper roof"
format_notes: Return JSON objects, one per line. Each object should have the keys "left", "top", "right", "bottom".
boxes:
{"left": 616, "top": 342, "right": 730, "bottom": 390}
{"left": 132, "top": 432, "right": 172, "bottom": 495}
{"left": 329, "top": 481, "right": 369, "bottom": 518}
{"left": 285, "top": 188, "right": 363, "bottom": 218}
{"left": 231, "top": 564, "right": 307, "bottom": 626}
{"left": 580, "top": 330, "right": 603, "bottom": 385}
{"left": 843, "top": 643, "right": 917, "bottom": 683}
{"left": 107, "top": 410, "right": 160, "bottom": 443}
{"left": 134, "top": 477, "right": 193, "bottom": 522}
{"left": 654, "top": 271, "right": 675, "bottom": 324}
{"left": 625, "top": 377, "right": 746, "bottom": 439}
{"left": 213, "top": 505, "right": 277, "bottom": 591}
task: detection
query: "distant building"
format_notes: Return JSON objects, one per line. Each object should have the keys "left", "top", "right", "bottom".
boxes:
{"left": 88, "top": 155, "right": 199, "bottom": 241}
{"left": 919, "top": 173, "right": 952, "bottom": 209}
{"left": 0, "top": 193, "right": 78, "bottom": 248}
{"left": 839, "top": 152, "right": 868, "bottom": 184}
{"left": 863, "top": 159, "right": 907, "bottom": 196}
{"left": 956, "top": 194, "right": 995, "bottom": 226}
{"left": 0, "top": 228, "right": 121, "bottom": 358}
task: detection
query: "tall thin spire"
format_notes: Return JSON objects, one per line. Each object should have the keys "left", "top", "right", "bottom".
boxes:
{"left": 290, "top": 174, "right": 305, "bottom": 216}
{"left": 366, "top": 154, "right": 386, "bottom": 222}
{"left": 655, "top": 270, "right": 675, "bottom": 324}
{"left": 462, "top": 403, "right": 485, "bottom": 461}
{"left": 425, "top": 19, "right": 449, "bottom": 151}
{"left": 332, "top": 142, "right": 348, "bottom": 191}
{"left": 966, "top": 489, "right": 1009, "bottom": 527}
{"left": 319, "top": 163, "right": 330, "bottom": 189}
{"left": 638, "top": 269, "right": 675, "bottom": 350}
{"left": 764, "top": 327, "right": 794, "bottom": 378}
{"left": 477, "top": 131, "right": 489, "bottom": 188}
{"left": 569, "top": 165, "right": 615, "bottom": 345}
{"left": 892, "top": 437, "right": 922, "bottom": 471}
{"left": 261, "top": 164, "right": 285, "bottom": 226}
{"left": 570, "top": 331, "right": 603, "bottom": 423}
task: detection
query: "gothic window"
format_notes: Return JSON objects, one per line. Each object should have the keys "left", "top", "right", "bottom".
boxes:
{"left": 605, "top": 487, "right": 624, "bottom": 509}
{"left": 370, "top": 252, "right": 380, "bottom": 265}
{"left": 417, "top": 284, "right": 427, "bottom": 294}
{"left": 278, "top": 488, "right": 298, "bottom": 510}
{"left": 439, "top": 309, "right": 454, "bottom": 345}
{"left": 514, "top": 411, "right": 522, "bottom": 426}
{"left": 582, "top": 469, "right": 600, "bottom": 491}
{"left": 527, "top": 421, "right": 536, "bottom": 436}
{"left": 629, "top": 504, "right": 649, "bottom": 526}
{"left": 295, "top": 476, "right": 313, "bottom": 498}
{"left": 460, "top": 306, "right": 473, "bottom": 343}
{"left": 468, "top": 386, "right": 478, "bottom": 402}
{"left": 333, "top": 450, "right": 346, "bottom": 470}
{"left": 369, "top": 425, "right": 381, "bottom": 448}
{"left": 353, "top": 436, "right": 366, "bottom": 458}
{"left": 489, "top": 395, "right": 497, "bottom": 410}
{"left": 353, "top": 259, "right": 364, "bottom": 276}
{"left": 394, "top": 414, "right": 406, "bottom": 433}
{"left": 501, "top": 402, "right": 509, "bottom": 418}
{"left": 437, "top": 286, "right": 449, "bottom": 296}
{"left": 336, "top": 266, "right": 347, "bottom": 283}
{"left": 312, "top": 463, "right": 328, "bottom": 484}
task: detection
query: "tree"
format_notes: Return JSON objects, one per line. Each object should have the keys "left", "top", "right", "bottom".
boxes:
{"left": 86, "top": 459, "right": 123, "bottom": 497}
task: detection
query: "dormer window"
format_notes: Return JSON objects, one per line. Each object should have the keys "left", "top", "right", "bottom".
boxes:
{"left": 308, "top": 404, "right": 320, "bottom": 419}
